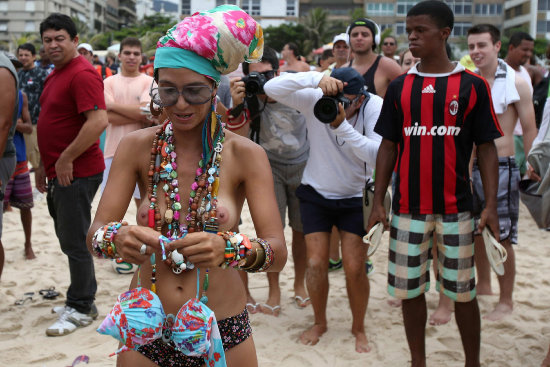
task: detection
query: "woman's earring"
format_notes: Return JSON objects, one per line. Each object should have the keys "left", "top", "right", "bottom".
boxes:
{"left": 150, "top": 102, "right": 162, "bottom": 117}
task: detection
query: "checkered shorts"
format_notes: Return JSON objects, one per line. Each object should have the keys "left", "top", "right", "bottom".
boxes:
{"left": 388, "top": 212, "right": 476, "bottom": 302}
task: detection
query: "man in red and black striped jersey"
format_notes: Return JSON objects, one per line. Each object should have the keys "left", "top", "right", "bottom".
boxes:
{"left": 367, "top": 2, "right": 502, "bottom": 366}
{"left": 467, "top": 24, "right": 538, "bottom": 322}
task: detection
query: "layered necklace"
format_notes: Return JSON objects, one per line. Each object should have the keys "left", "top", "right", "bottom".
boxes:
{"left": 147, "top": 110, "right": 224, "bottom": 279}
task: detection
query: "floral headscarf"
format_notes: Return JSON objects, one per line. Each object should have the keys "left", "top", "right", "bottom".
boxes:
{"left": 154, "top": 5, "right": 264, "bottom": 84}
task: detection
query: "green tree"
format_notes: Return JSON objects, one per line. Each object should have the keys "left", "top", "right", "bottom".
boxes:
{"left": 263, "top": 23, "right": 307, "bottom": 54}
{"left": 301, "top": 7, "right": 331, "bottom": 54}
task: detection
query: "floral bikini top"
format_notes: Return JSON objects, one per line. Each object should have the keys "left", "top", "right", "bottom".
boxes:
{"left": 97, "top": 268, "right": 226, "bottom": 366}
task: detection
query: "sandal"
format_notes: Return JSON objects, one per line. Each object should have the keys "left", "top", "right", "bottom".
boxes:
{"left": 39, "top": 287, "right": 60, "bottom": 300}
{"left": 294, "top": 295, "right": 310, "bottom": 309}
{"left": 363, "top": 222, "right": 384, "bottom": 256}
{"left": 246, "top": 303, "right": 259, "bottom": 314}
{"left": 482, "top": 227, "right": 507, "bottom": 276}
{"left": 66, "top": 355, "right": 89, "bottom": 367}
{"left": 260, "top": 303, "right": 281, "bottom": 316}
{"left": 14, "top": 292, "right": 34, "bottom": 306}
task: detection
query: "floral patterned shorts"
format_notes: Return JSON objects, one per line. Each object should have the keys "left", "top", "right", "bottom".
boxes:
{"left": 138, "top": 307, "right": 252, "bottom": 367}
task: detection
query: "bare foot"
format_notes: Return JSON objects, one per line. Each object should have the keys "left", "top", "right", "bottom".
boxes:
{"left": 353, "top": 331, "right": 371, "bottom": 353}
{"left": 476, "top": 283, "right": 493, "bottom": 296}
{"left": 541, "top": 346, "right": 550, "bottom": 367}
{"left": 387, "top": 298, "right": 402, "bottom": 308}
{"left": 483, "top": 303, "right": 513, "bottom": 321}
{"left": 25, "top": 246, "right": 36, "bottom": 260}
{"left": 299, "top": 324, "right": 327, "bottom": 346}
{"left": 429, "top": 306, "right": 453, "bottom": 326}
{"left": 429, "top": 295, "right": 454, "bottom": 326}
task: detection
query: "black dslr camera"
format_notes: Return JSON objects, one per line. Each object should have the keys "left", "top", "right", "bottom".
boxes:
{"left": 313, "top": 93, "right": 352, "bottom": 123}
{"left": 242, "top": 71, "right": 267, "bottom": 96}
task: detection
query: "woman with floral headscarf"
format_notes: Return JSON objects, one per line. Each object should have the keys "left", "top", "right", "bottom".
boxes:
{"left": 87, "top": 6, "right": 286, "bottom": 367}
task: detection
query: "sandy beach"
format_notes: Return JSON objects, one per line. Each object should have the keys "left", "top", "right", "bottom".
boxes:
{"left": 1, "top": 175, "right": 549, "bottom": 366}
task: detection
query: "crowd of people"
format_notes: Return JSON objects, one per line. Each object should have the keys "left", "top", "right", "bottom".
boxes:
{"left": 0, "top": 1, "right": 549, "bottom": 366}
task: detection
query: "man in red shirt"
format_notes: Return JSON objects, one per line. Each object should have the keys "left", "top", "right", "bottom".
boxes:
{"left": 36, "top": 13, "right": 108, "bottom": 337}
{"left": 368, "top": 1, "right": 501, "bottom": 366}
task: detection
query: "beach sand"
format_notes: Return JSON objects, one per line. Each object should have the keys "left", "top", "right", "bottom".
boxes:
{"left": 1, "top": 181, "right": 549, "bottom": 366}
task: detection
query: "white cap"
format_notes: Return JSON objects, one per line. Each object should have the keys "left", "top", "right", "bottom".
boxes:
{"left": 332, "top": 33, "right": 349, "bottom": 46}
{"left": 77, "top": 43, "right": 93, "bottom": 53}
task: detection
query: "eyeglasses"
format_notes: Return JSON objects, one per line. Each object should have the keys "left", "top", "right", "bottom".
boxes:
{"left": 383, "top": 42, "right": 395, "bottom": 46}
{"left": 150, "top": 82, "right": 214, "bottom": 107}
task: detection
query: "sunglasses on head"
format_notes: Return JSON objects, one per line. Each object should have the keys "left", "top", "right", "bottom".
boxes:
{"left": 150, "top": 81, "right": 214, "bottom": 107}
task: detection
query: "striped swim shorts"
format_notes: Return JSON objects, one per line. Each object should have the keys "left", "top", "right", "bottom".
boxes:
{"left": 388, "top": 212, "right": 475, "bottom": 302}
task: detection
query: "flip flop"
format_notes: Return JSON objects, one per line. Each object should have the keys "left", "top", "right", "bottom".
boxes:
{"left": 246, "top": 303, "right": 259, "bottom": 314}
{"left": 482, "top": 227, "right": 507, "bottom": 276}
{"left": 39, "top": 287, "right": 60, "bottom": 300}
{"left": 66, "top": 355, "right": 89, "bottom": 367}
{"left": 294, "top": 295, "right": 311, "bottom": 309}
{"left": 363, "top": 222, "right": 384, "bottom": 256}
{"left": 14, "top": 292, "right": 34, "bottom": 306}
{"left": 260, "top": 303, "right": 281, "bottom": 316}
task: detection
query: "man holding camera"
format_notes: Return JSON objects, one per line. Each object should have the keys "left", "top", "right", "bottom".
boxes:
{"left": 264, "top": 67, "right": 382, "bottom": 352}
{"left": 225, "top": 47, "right": 311, "bottom": 315}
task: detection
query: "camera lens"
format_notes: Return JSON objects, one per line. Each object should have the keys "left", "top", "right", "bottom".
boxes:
{"left": 246, "top": 80, "right": 261, "bottom": 95}
{"left": 314, "top": 97, "right": 339, "bottom": 123}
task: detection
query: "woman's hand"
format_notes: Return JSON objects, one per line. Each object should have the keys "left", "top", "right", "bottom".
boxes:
{"left": 113, "top": 225, "right": 163, "bottom": 264}
{"left": 167, "top": 232, "right": 226, "bottom": 268}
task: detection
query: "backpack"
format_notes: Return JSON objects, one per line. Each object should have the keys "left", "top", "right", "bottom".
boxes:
{"left": 532, "top": 75, "right": 550, "bottom": 129}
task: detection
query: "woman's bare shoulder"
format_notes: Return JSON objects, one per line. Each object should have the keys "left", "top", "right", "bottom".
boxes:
{"left": 223, "top": 129, "right": 266, "bottom": 156}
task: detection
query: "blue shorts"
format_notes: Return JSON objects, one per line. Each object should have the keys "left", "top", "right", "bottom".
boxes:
{"left": 296, "top": 184, "right": 365, "bottom": 237}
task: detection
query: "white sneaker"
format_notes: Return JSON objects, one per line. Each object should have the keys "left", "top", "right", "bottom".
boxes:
{"left": 46, "top": 305, "right": 96, "bottom": 336}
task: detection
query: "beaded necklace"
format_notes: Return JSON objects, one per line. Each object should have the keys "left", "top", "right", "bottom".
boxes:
{"left": 147, "top": 110, "right": 224, "bottom": 282}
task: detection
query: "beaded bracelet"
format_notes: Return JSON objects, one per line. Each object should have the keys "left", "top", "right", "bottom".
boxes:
{"left": 92, "top": 221, "right": 126, "bottom": 259}
{"left": 217, "top": 231, "right": 252, "bottom": 269}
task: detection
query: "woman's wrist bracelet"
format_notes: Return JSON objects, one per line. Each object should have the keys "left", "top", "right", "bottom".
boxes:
{"left": 217, "top": 231, "right": 251, "bottom": 269}
{"left": 249, "top": 238, "right": 274, "bottom": 273}
{"left": 216, "top": 232, "right": 274, "bottom": 272}
{"left": 92, "top": 221, "right": 126, "bottom": 259}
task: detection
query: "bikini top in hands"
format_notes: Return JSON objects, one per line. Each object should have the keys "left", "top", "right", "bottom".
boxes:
{"left": 97, "top": 268, "right": 226, "bottom": 366}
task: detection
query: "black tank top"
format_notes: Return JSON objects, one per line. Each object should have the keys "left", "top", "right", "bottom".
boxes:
{"left": 350, "top": 55, "right": 382, "bottom": 96}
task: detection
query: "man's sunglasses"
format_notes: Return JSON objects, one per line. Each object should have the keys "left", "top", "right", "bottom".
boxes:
{"left": 150, "top": 81, "right": 213, "bottom": 107}
{"left": 383, "top": 42, "right": 395, "bottom": 46}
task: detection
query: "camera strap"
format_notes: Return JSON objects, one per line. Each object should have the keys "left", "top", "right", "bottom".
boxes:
{"left": 248, "top": 96, "right": 268, "bottom": 144}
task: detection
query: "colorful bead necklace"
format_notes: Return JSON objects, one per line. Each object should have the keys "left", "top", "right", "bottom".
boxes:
{"left": 147, "top": 110, "right": 224, "bottom": 278}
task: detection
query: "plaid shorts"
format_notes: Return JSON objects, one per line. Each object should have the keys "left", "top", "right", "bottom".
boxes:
{"left": 388, "top": 212, "right": 476, "bottom": 302}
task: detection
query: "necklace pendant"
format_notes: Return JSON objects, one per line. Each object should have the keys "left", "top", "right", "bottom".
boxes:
{"left": 165, "top": 209, "right": 173, "bottom": 223}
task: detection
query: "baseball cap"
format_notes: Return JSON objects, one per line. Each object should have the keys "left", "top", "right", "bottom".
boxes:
{"left": 77, "top": 43, "right": 93, "bottom": 53}
{"left": 330, "top": 67, "right": 368, "bottom": 96}
{"left": 3, "top": 51, "right": 23, "bottom": 68}
{"left": 347, "top": 18, "right": 377, "bottom": 42}
{"left": 332, "top": 33, "right": 349, "bottom": 46}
